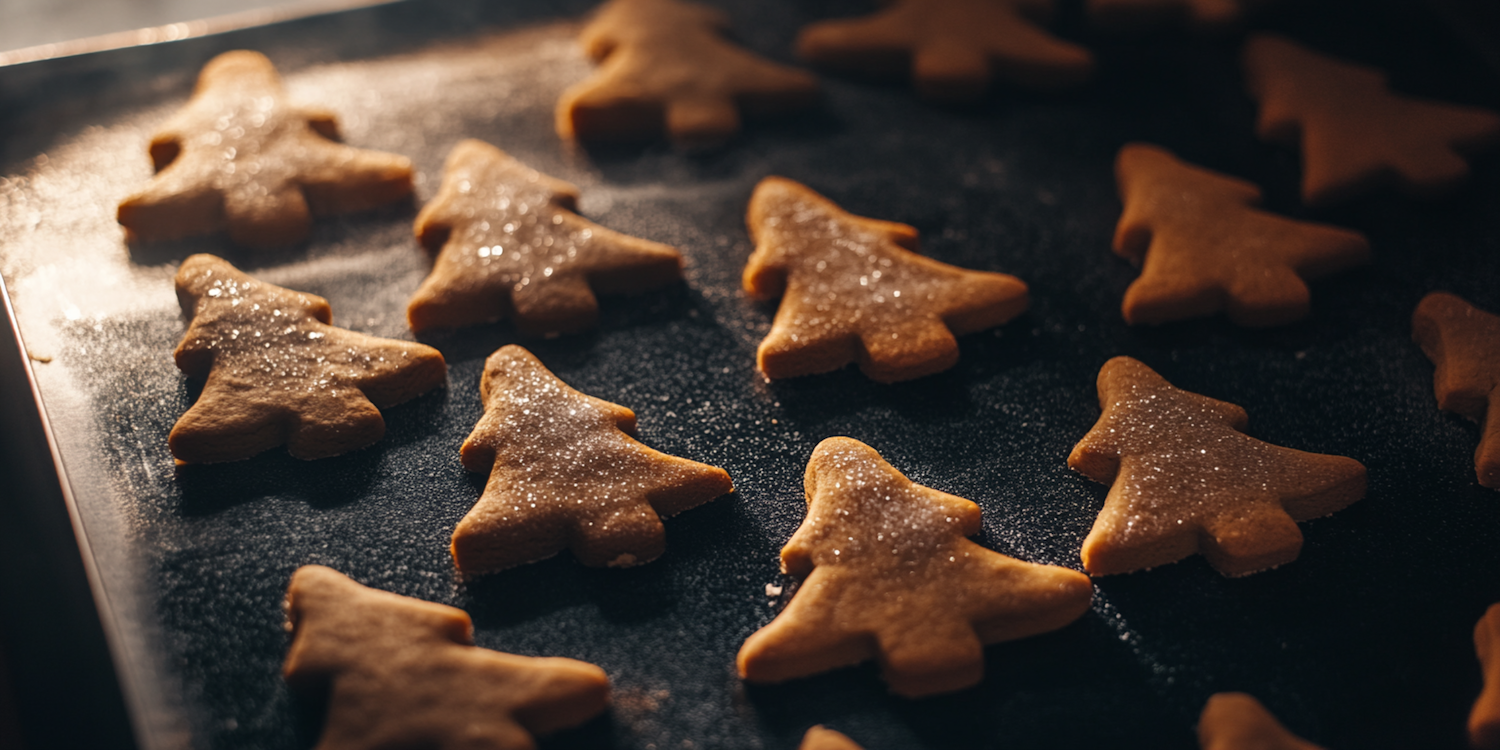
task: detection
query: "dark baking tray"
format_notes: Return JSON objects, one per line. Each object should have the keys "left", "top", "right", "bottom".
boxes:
{"left": 3, "top": 1, "right": 1499, "bottom": 748}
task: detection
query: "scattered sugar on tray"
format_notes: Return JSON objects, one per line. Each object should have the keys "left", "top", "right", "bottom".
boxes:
{"left": 1089, "top": 592, "right": 1180, "bottom": 688}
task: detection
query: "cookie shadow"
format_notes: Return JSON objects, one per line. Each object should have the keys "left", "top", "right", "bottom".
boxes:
{"left": 174, "top": 446, "right": 385, "bottom": 515}
{"left": 761, "top": 346, "right": 987, "bottom": 429}
{"left": 410, "top": 279, "right": 700, "bottom": 365}
{"left": 373, "top": 385, "right": 453, "bottom": 450}
{"left": 562, "top": 103, "right": 845, "bottom": 169}
{"left": 122, "top": 196, "right": 420, "bottom": 269}
{"left": 459, "top": 550, "right": 682, "bottom": 630}
{"left": 536, "top": 712, "right": 618, "bottom": 750}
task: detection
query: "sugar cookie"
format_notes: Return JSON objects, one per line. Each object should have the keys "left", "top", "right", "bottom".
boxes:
{"left": 737, "top": 437, "right": 1092, "bottom": 697}
{"left": 1068, "top": 357, "right": 1366, "bottom": 577}
{"left": 744, "top": 176, "right": 1028, "bottom": 382}
{"left": 409, "top": 139, "right": 683, "bottom": 336}
{"left": 283, "top": 565, "right": 610, "bottom": 750}
{"left": 171, "top": 254, "right": 446, "bottom": 463}
{"left": 1113, "top": 143, "right": 1369, "bottom": 327}
{"left": 557, "top": 0, "right": 819, "bottom": 148}
{"left": 453, "top": 345, "right": 734, "bottom": 572}
{"left": 118, "top": 50, "right": 413, "bottom": 248}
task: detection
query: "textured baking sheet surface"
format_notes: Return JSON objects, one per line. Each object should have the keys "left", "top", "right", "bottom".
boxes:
{"left": 3, "top": 0, "right": 1500, "bottom": 748}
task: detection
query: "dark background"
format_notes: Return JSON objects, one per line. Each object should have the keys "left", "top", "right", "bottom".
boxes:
{"left": 3, "top": 0, "right": 1499, "bottom": 748}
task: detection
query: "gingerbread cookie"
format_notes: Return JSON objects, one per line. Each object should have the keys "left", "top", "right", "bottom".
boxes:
{"left": 453, "top": 345, "right": 734, "bottom": 572}
{"left": 801, "top": 725, "right": 865, "bottom": 750}
{"left": 1085, "top": 0, "right": 1259, "bottom": 33}
{"left": 408, "top": 139, "right": 683, "bottom": 335}
{"left": 171, "top": 254, "right": 446, "bottom": 463}
{"left": 1473, "top": 604, "right": 1500, "bottom": 749}
{"left": 1113, "top": 143, "right": 1369, "bottom": 327}
{"left": 283, "top": 565, "right": 610, "bottom": 750}
{"left": 796, "top": 0, "right": 1093, "bottom": 102}
{"left": 1243, "top": 34, "right": 1500, "bottom": 206}
{"left": 556, "top": 0, "right": 819, "bottom": 148}
{"left": 1068, "top": 357, "right": 1366, "bottom": 577}
{"left": 737, "top": 437, "right": 1093, "bottom": 698}
{"left": 408, "top": 140, "right": 682, "bottom": 336}
{"left": 118, "top": 50, "right": 413, "bottom": 248}
{"left": 1198, "top": 693, "right": 1325, "bottom": 750}
{"left": 1413, "top": 292, "right": 1500, "bottom": 490}
{"left": 743, "top": 176, "right": 1028, "bottom": 382}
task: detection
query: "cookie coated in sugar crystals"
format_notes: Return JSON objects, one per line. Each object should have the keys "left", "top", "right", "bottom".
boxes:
{"left": 118, "top": 50, "right": 414, "bottom": 248}
{"left": 557, "top": 0, "right": 819, "bottom": 148}
{"left": 282, "top": 565, "right": 610, "bottom": 750}
{"left": 743, "top": 176, "right": 1028, "bottom": 383}
{"left": 1068, "top": 357, "right": 1366, "bottom": 577}
{"left": 170, "top": 254, "right": 446, "bottom": 463}
{"left": 737, "top": 437, "right": 1092, "bottom": 698}
{"left": 1112, "top": 143, "right": 1369, "bottom": 327}
{"left": 408, "top": 139, "right": 684, "bottom": 336}
{"left": 452, "top": 345, "right": 734, "bottom": 573}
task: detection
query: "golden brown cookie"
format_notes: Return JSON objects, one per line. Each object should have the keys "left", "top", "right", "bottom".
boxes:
{"left": 453, "top": 345, "right": 734, "bottom": 573}
{"left": 408, "top": 139, "right": 684, "bottom": 336}
{"left": 556, "top": 0, "right": 819, "bottom": 148}
{"left": 1198, "top": 693, "right": 1325, "bottom": 750}
{"left": 801, "top": 725, "right": 865, "bottom": 750}
{"left": 743, "top": 176, "right": 1028, "bottom": 382}
{"left": 1068, "top": 357, "right": 1366, "bottom": 577}
{"left": 1413, "top": 292, "right": 1500, "bottom": 490}
{"left": 1113, "top": 143, "right": 1370, "bottom": 327}
{"left": 737, "top": 437, "right": 1093, "bottom": 698}
{"left": 171, "top": 254, "right": 446, "bottom": 463}
{"left": 1243, "top": 34, "right": 1500, "bottom": 207}
{"left": 1086, "top": 0, "right": 1258, "bottom": 33}
{"left": 283, "top": 565, "right": 610, "bottom": 750}
{"left": 1473, "top": 604, "right": 1500, "bottom": 749}
{"left": 118, "top": 50, "right": 413, "bottom": 248}
{"left": 796, "top": 0, "right": 1092, "bottom": 102}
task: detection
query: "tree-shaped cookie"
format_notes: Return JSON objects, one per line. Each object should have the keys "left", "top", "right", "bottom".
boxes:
{"left": 408, "top": 139, "right": 684, "bottom": 336}
{"left": 1472, "top": 604, "right": 1500, "bottom": 749}
{"left": 1244, "top": 35, "right": 1500, "bottom": 206}
{"left": 118, "top": 50, "right": 414, "bottom": 248}
{"left": 801, "top": 725, "right": 865, "bottom": 750}
{"left": 1413, "top": 292, "right": 1500, "bottom": 490}
{"left": 556, "top": 0, "right": 819, "bottom": 148}
{"left": 171, "top": 254, "right": 446, "bottom": 463}
{"left": 736, "top": 437, "right": 1093, "bottom": 698}
{"left": 1198, "top": 693, "right": 1325, "bottom": 750}
{"left": 283, "top": 565, "right": 610, "bottom": 750}
{"left": 743, "top": 176, "right": 1028, "bottom": 383}
{"left": 1068, "top": 357, "right": 1366, "bottom": 577}
{"left": 1113, "top": 143, "right": 1369, "bottom": 327}
{"left": 453, "top": 345, "right": 734, "bottom": 573}
{"left": 796, "top": 0, "right": 1093, "bottom": 102}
